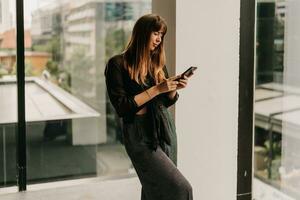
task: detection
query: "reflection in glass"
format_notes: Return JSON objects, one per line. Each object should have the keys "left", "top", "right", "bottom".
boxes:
{"left": 0, "top": 0, "right": 17, "bottom": 188}
{"left": 254, "top": 0, "right": 300, "bottom": 199}
{"left": 21, "top": 0, "right": 151, "bottom": 185}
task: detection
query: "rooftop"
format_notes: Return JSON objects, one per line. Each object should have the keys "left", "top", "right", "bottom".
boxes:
{"left": 0, "top": 77, "right": 99, "bottom": 125}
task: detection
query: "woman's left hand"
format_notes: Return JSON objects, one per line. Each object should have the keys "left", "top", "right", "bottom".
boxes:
{"left": 176, "top": 75, "right": 188, "bottom": 90}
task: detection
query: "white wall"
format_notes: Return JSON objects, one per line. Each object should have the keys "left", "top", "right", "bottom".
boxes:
{"left": 154, "top": 0, "right": 240, "bottom": 199}
{"left": 282, "top": 0, "right": 300, "bottom": 196}
{"left": 284, "top": 0, "right": 300, "bottom": 87}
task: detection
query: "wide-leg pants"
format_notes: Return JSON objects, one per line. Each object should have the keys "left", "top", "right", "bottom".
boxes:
{"left": 123, "top": 112, "right": 193, "bottom": 200}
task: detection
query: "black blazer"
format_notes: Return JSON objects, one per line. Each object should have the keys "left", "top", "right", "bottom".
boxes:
{"left": 104, "top": 54, "right": 179, "bottom": 150}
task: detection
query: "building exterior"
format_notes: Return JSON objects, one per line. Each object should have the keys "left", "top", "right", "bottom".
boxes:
{"left": 0, "top": 51, "right": 51, "bottom": 75}
{"left": 0, "top": 0, "right": 12, "bottom": 34}
{"left": 0, "top": 29, "right": 32, "bottom": 49}
{"left": 30, "top": 0, "right": 151, "bottom": 144}
{"left": 31, "top": 3, "right": 64, "bottom": 46}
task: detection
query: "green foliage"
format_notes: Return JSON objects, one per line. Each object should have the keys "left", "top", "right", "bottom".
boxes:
{"left": 44, "top": 59, "right": 71, "bottom": 91}
{"left": 32, "top": 35, "right": 61, "bottom": 62}
{"left": 31, "top": 31, "right": 70, "bottom": 90}
{"left": 0, "top": 67, "right": 9, "bottom": 78}
{"left": 69, "top": 46, "right": 93, "bottom": 77}
{"left": 264, "top": 139, "right": 282, "bottom": 180}
{"left": 57, "top": 71, "right": 71, "bottom": 92}
{"left": 105, "top": 2, "right": 134, "bottom": 21}
{"left": 105, "top": 28, "right": 128, "bottom": 62}
{"left": 46, "top": 60, "right": 59, "bottom": 77}
{"left": 8, "top": 61, "right": 34, "bottom": 76}
{"left": 25, "top": 60, "right": 34, "bottom": 76}
{"left": 264, "top": 139, "right": 281, "bottom": 160}
{"left": 11, "top": 63, "right": 16, "bottom": 75}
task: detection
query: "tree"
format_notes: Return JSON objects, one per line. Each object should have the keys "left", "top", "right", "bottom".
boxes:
{"left": 105, "top": 28, "right": 129, "bottom": 62}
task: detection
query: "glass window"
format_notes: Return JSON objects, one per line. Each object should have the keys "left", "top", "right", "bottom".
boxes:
{"left": 0, "top": 0, "right": 17, "bottom": 189}
{"left": 254, "top": 0, "right": 300, "bottom": 199}
{"left": 20, "top": 0, "right": 151, "bottom": 185}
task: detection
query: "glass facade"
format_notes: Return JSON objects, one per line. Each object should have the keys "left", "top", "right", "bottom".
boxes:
{"left": 0, "top": 0, "right": 17, "bottom": 188}
{"left": 254, "top": 0, "right": 300, "bottom": 199}
{"left": 0, "top": 0, "right": 151, "bottom": 188}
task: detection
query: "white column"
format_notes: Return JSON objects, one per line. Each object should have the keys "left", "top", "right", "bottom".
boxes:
{"left": 153, "top": 0, "right": 240, "bottom": 199}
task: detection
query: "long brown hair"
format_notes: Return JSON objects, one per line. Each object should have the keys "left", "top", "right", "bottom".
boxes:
{"left": 123, "top": 14, "right": 167, "bottom": 85}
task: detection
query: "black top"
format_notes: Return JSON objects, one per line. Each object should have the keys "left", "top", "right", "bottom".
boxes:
{"left": 104, "top": 54, "right": 179, "bottom": 150}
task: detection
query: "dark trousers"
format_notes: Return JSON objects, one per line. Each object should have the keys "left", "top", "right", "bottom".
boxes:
{"left": 123, "top": 113, "right": 193, "bottom": 200}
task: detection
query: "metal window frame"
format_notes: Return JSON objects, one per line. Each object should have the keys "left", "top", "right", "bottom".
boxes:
{"left": 16, "top": 0, "right": 27, "bottom": 191}
{"left": 237, "top": 0, "right": 255, "bottom": 199}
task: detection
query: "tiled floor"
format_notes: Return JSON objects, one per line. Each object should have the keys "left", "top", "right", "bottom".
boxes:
{"left": 0, "top": 177, "right": 141, "bottom": 200}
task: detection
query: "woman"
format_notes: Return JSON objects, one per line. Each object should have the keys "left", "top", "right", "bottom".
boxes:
{"left": 104, "top": 14, "right": 193, "bottom": 200}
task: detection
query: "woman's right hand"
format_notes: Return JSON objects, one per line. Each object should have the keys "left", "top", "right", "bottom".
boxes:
{"left": 156, "top": 75, "right": 181, "bottom": 94}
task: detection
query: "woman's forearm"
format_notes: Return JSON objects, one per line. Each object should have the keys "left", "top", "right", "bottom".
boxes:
{"left": 134, "top": 86, "right": 160, "bottom": 107}
{"left": 134, "top": 77, "right": 179, "bottom": 107}
{"left": 167, "top": 90, "right": 177, "bottom": 100}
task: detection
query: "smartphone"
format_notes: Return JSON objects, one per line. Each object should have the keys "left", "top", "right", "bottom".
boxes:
{"left": 175, "top": 66, "right": 198, "bottom": 81}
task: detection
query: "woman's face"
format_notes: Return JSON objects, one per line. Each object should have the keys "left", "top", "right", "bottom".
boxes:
{"left": 149, "top": 30, "right": 164, "bottom": 51}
